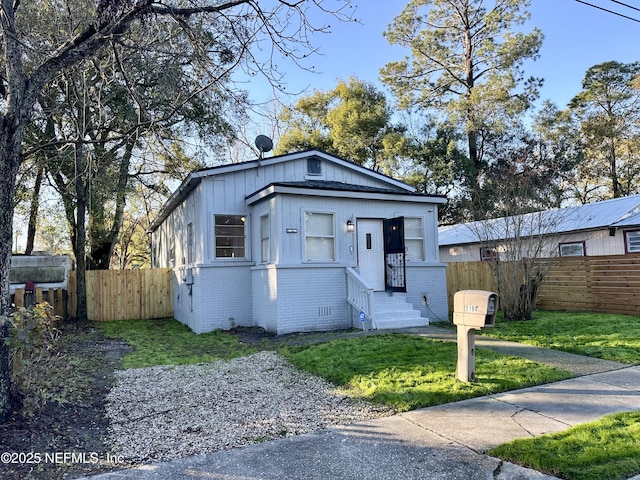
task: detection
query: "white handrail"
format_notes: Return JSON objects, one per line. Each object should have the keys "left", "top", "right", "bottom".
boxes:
{"left": 346, "top": 267, "right": 375, "bottom": 329}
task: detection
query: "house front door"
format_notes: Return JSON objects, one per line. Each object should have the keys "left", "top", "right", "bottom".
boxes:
{"left": 357, "top": 219, "right": 385, "bottom": 291}
{"left": 383, "top": 216, "right": 406, "bottom": 292}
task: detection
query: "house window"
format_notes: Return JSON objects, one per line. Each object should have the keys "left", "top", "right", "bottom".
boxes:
{"left": 169, "top": 236, "right": 175, "bottom": 266}
{"left": 304, "top": 212, "right": 335, "bottom": 261}
{"left": 260, "top": 214, "right": 270, "bottom": 263}
{"left": 187, "top": 222, "right": 194, "bottom": 264}
{"left": 215, "top": 215, "right": 246, "bottom": 258}
{"left": 307, "top": 158, "right": 322, "bottom": 175}
{"left": 559, "top": 241, "right": 585, "bottom": 257}
{"left": 480, "top": 247, "right": 498, "bottom": 262}
{"left": 404, "top": 217, "right": 424, "bottom": 261}
{"left": 625, "top": 230, "right": 640, "bottom": 253}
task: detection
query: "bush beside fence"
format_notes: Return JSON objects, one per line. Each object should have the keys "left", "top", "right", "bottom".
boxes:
{"left": 12, "top": 287, "right": 67, "bottom": 319}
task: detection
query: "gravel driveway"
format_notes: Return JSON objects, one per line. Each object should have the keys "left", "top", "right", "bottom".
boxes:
{"left": 105, "top": 351, "right": 394, "bottom": 463}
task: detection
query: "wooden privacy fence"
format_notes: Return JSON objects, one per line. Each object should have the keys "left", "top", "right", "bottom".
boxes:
{"left": 446, "top": 254, "right": 640, "bottom": 315}
{"left": 12, "top": 287, "right": 68, "bottom": 318}
{"left": 76, "top": 268, "right": 173, "bottom": 321}
{"left": 14, "top": 269, "right": 173, "bottom": 321}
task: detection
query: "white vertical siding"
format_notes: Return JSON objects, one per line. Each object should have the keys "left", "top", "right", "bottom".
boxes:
{"left": 154, "top": 152, "right": 448, "bottom": 334}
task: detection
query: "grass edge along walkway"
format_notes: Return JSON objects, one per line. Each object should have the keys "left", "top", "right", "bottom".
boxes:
{"left": 489, "top": 411, "right": 640, "bottom": 480}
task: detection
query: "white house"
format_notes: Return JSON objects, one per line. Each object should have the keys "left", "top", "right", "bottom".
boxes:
{"left": 149, "top": 149, "right": 448, "bottom": 334}
{"left": 439, "top": 195, "right": 640, "bottom": 262}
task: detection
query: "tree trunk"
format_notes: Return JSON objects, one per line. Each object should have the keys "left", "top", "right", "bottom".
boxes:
{"left": 24, "top": 165, "right": 44, "bottom": 255}
{"left": 467, "top": 129, "right": 484, "bottom": 219}
{"left": 74, "top": 143, "right": 88, "bottom": 321}
{"left": 88, "top": 141, "right": 133, "bottom": 270}
{"left": 609, "top": 138, "right": 620, "bottom": 198}
{"left": 0, "top": 120, "right": 26, "bottom": 421}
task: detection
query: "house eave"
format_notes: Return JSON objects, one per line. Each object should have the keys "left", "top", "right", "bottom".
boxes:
{"left": 246, "top": 183, "right": 447, "bottom": 206}
{"left": 147, "top": 172, "right": 206, "bottom": 233}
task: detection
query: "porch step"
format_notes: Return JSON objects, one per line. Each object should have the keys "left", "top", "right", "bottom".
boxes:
{"left": 372, "top": 292, "right": 428, "bottom": 330}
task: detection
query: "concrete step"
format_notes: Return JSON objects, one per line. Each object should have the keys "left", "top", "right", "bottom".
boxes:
{"left": 371, "top": 292, "right": 428, "bottom": 330}
{"left": 374, "top": 316, "right": 429, "bottom": 329}
{"left": 374, "top": 306, "right": 423, "bottom": 318}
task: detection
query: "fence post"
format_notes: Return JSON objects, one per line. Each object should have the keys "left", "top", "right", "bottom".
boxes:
{"left": 55, "top": 288, "right": 64, "bottom": 317}
{"left": 14, "top": 288, "right": 24, "bottom": 309}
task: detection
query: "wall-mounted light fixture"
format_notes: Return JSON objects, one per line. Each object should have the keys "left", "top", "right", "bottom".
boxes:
{"left": 346, "top": 217, "right": 354, "bottom": 232}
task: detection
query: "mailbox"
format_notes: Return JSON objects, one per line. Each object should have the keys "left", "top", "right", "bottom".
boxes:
{"left": 453, "top": 290, "right": 498, "bottom": 382}
{"left": 453, "top": 290, "right": 498, "bottom": 329}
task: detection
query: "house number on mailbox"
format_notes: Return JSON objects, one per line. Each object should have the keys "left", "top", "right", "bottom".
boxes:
{"left": 465, "top": 305, "right": 479, "bottom": 313}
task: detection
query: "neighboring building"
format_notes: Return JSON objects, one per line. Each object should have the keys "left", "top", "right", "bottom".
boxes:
{"left": 439, "top": 195, "right": 640, "bottom": 262}
{"left": 149, "top": 149, "right": 448, "bottom": 334}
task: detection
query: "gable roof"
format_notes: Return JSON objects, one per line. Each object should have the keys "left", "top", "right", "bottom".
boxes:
{"left": 438, "top": 194, "right": 640, "bottom": 246}
{"left": 149, "top": 149, "right": 438, "bottom": 232}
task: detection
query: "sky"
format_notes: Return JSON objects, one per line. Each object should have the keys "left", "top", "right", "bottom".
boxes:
{"left": 13, "top": 0, "right": 640, "bottom": 252}
{"left": 246, "top": 0, "right": 640, "bottom": 112}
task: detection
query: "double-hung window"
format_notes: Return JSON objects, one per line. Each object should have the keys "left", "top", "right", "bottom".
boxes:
{"left": 215, "top": 215, "right": 246, "bottom": 258}
{"left": 404, "top": 217, "right": 424, "bottom": 261}
{"left": 304, "top": 212, "right": 335, "bottom": 261}
{"left": 169, "top": 236, "right": 175, "bottom": 266}
{"left": 260, "top": 214, "right": 270, "bottom": 263}
{"left": 187, "top": 222, "right": 194, "bottom": 264}
{"left": 625, "top": 230, "right": 640, "bottom": 253}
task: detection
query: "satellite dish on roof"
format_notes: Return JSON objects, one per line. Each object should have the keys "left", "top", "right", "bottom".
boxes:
{"left": 255, "top": 135, "right": 273, "bottom": 155}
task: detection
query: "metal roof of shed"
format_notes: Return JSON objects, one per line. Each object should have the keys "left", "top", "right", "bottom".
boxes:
{"left": 438, "top": 194, "right": 640, "bottom": 246}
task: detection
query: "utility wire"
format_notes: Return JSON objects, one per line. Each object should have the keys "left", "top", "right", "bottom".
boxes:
{"left": 574, "top": 0, "right": 640, "bottom": 23}
{"left": 608, "top": 0, "right": 640, "bottom": 14}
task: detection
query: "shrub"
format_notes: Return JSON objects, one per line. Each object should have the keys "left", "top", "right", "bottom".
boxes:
{"left": 9, "top": 302, "right": 63, "bottom": 416}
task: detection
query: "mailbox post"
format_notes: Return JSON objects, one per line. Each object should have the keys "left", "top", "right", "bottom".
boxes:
{"left": 453, "top": 290, "right": 498, "bottom": 382}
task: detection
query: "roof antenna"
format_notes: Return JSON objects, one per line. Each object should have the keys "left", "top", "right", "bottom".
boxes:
{"left": 255, "top": 135, "right": 273, "bottom": 161}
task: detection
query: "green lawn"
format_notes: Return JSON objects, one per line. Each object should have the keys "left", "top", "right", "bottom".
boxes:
{"left": 478, "top": 311, "right": 640, "bottom": 364}
{"left": 279, "top": 334, "right": 571, "bottom": 411}
{"left": 489, "top": 411, "right": 640, "bottom": 480}
{"left": 98, "top": 313, "right": 639, "bottom": 480}
{"left": 99, "top": 318, "right": 257, "bottom": 368}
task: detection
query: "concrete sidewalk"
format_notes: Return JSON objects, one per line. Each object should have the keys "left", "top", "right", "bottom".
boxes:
{"left": 403, "top": 325, "right": 629, "bottom": 376}
{"left": 79, "top": 329, "right": 640, "bottom": 480}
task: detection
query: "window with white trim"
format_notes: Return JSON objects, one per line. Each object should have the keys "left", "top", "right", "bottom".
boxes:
{"left": 625, "top": 230, "right": 640, "bottom": 253}
{"left": 169, "top": 235, "right": 175, "bottom": 266}
{"left": 260, "top": 214, "right": 270, "bottom": 263}
{"left": 307, "top": 158, "right": 322, "bottom": 175}
{"left": 215, "top": 215, "right": 246, "bottom": 258}
{"left": 480, "top": 247, "right": 498, "bottom": 262}
{"left": 404, "top": 217, "right": 424, "bottom": 261}
{"left": 187, "top": 222, "right": 194, "bottom": 264}
{"left": 559, "top": 241, "right": 585, "bottom": 257}
{"left": 304, "top": 212, "right": 335, "bottom": 261}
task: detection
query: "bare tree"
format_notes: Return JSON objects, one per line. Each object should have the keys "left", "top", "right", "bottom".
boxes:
{"left": 465, "top": 159, "right": 575, "bottom": 320}
{"left": 469, "top": 210, "right": 565, "bottom": 321}
{"left": 0, "top": 0, "right": 354, "bottom": 421}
